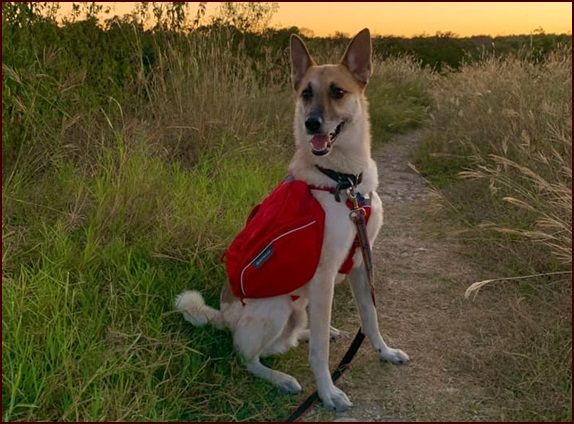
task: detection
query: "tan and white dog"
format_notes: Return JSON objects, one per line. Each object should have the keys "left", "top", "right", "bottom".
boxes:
{"left": 175, "top": 28, "right": 409, "bottom": 412}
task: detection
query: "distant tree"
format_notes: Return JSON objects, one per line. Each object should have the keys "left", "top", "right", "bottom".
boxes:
{"left": 212, "top": 2, "right": 279, "bottom": 33}
{"left": 299, "top": 27, "right": 315, "bottom": 38}
{"left": 333, "top": 31, "right": 349, "bottom": 39}
{"left": 2, "top": 2, "right": 60, "bottom": 26}
{"left": 130, "top": 2, "right": 205, "bottom": 32}
{"left": 435, "top": 31, "right": 458, "bottom": 38}
{"left": 63, "top": 2, "right": 112, "bottom": 24}
{"left": 532, "top": 26, "right": 546, "bottom": 35}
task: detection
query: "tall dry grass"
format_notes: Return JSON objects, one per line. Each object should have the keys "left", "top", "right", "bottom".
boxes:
{"left": 417, "top": 45, "right": 572, "bottom": 421}
{"left": 139, "top": 31, "right": 293, "bottom": 165}
{"left": 423, "top": 45, "right": 571, "bottom": 279}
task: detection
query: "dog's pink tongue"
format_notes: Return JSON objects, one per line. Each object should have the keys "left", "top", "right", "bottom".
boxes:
{"left": 310, "top": 135, "right": 329, "bottom": 151}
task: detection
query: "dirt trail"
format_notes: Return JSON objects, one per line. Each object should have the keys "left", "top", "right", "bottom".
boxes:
{"left": 304, "top": 131, "right": 498, "bottom": 422}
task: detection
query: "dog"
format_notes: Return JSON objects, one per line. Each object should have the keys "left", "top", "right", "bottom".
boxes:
{"left": 175, "top": 28, "right": 409, "bottom": 412}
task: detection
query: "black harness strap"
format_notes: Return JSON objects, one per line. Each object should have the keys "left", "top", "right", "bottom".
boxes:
{"left": 315, "top": 165, "right": 363, "bottom": 202}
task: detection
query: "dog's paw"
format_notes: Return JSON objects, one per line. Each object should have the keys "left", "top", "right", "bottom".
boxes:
{"left": 377, "top": 347, "right": 410, "bottom": 365}
{"left": 329, "top": 326, "right": 342, "bottom": 340}
{"left": 277, "top": 375, "right": 302, "bottom": 394}
{"left": 297, "top": 329, "right": 311, "bottom": 342}
{"left": 319, "top": 386, "right": 353, "bottom": 412}
{"left": 298, "top": 327, "right": 342, "bottom": 343}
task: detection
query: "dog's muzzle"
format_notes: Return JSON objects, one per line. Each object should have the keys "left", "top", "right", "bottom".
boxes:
{"left": 309, "top": 121, "right": 346, "bottom": 156}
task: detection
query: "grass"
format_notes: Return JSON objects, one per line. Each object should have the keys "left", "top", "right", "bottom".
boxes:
{"left": 367, "top": 55, "right": 433, "bottom": 143}
{"left": 2, "top": 137, "right": 292, "bottom": 421}
{"left": 4, "top": 5, "right": 571, "bottom": 421}
{"left": 416, "top": 45, "right": 572, "bottom": 275}
{"left": 1, "top": 14, "right": 431, "bottom": 421}
{"left": 414, "top": 45, "right": 572, "bottom": 421}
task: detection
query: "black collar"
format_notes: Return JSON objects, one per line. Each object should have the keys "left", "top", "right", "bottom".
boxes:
{"left": 315, "top": 165, "right": 363, "bottom": 202}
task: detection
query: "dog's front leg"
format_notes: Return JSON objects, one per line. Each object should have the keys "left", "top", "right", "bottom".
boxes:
{"left": 348, "top": 266, "right": 410, "bottom": 364}
{"left": 308, "top": 271, "right": 352, "bottom": 412}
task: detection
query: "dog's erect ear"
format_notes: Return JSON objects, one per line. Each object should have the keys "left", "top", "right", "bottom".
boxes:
{"left": 340, "top": 28, "right": 372, "bottom": 85}
{"left": 290, "top": 34, "right": 316, "bottom": 90}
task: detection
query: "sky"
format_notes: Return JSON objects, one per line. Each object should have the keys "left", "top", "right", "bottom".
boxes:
{"left": 58, "top": 2, "right": 572, "bottom": 37}
{"left": 271, "top": 2, "right": 572, "bottom": 37}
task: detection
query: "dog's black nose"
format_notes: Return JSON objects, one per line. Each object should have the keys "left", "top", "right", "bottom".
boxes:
{"left": 305, "top": 116, "right": 322, "bottom": 134}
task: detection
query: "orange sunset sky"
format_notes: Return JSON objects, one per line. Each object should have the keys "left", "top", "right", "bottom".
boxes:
{"left": 59, "top": 2, "right": 572, "bottom": 37}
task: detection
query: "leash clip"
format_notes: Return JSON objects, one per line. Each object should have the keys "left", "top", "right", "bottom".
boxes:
{"left": 347, "top": 185, "right": 367, "bottom": 222}
{"left": 347, "top": 184, "right": 359, "bottom": 208}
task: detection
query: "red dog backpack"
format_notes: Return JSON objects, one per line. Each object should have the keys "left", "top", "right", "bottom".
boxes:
{"left": 224, "top": 176, "right": 325, "bottom": 299}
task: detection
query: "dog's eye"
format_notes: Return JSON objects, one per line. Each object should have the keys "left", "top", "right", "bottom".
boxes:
{"left": 330, "top": 86, "right": 345, "bottom": 99}
{"left": 301, "top": 88, "right": 313, "bottom": 100}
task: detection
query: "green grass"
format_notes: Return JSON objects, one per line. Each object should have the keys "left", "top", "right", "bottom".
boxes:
{"left": 1, "top": 9, "right": 433, "bottom": 419}
{"left": 2, "top": 135, "right": 296, "bottom": 421}
{"left": 368, "top": 55, "right": 433, "bottom": 143}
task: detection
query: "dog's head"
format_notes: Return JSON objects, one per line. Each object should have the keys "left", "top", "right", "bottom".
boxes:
{"left": 290, "top": 28, "right": 372, "bottom": 157}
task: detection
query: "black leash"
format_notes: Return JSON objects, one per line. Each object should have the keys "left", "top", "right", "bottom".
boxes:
{"left": 284, "top": 171, "right": 376, "bottom": 422}
{"left": 284, "top": 329, "right": 366, "bottom": 422}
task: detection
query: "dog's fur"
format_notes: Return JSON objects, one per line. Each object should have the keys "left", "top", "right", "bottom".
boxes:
{"left": 175, "top": 28, "right": 409, "bottom": 412}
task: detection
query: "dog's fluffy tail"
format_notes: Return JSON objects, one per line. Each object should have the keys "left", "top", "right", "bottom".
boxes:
{"left": 175, "top": 290, "right": 224, "bottom": 329}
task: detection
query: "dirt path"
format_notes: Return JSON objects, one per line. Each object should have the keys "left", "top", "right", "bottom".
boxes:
{"left": 303, "top": 131, "right": 498, "bottom": 422}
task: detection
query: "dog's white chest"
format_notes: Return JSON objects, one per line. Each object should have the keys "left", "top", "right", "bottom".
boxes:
{"left": 311, "top": 189, "right": 382, "bottom": 274}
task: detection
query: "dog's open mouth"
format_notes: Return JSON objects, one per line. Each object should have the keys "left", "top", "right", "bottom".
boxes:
{"left": 310, "top": 121, "right": 345, "bottom": 156}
